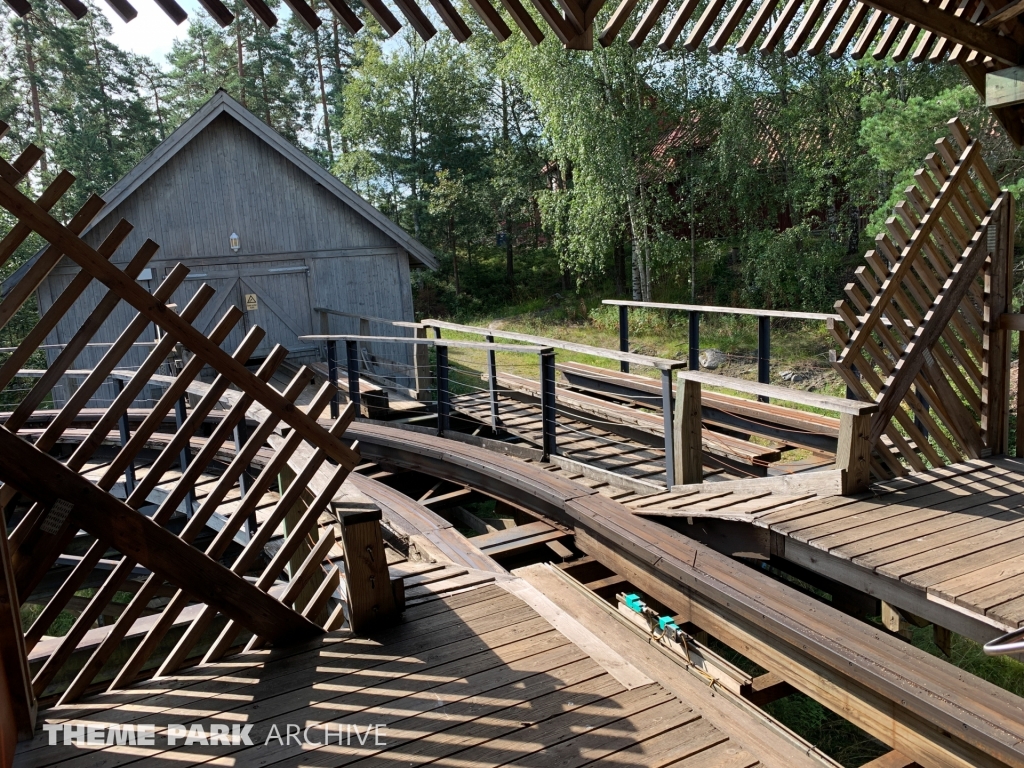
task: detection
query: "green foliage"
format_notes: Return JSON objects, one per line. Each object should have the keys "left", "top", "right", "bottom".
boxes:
{"left": 743, "top": 224, "right": 851, "bottom": 313}
{"left": 859, "top": 85, "right": 982, "bottom": 235}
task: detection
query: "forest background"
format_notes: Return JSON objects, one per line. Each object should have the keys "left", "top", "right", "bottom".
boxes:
{"left": 2, "top": 0, "right": 1024, "bottom": 341}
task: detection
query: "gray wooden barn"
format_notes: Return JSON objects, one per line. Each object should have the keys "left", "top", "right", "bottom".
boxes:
{"left": 4, "top": 90, "right": 436, "bottom": 406}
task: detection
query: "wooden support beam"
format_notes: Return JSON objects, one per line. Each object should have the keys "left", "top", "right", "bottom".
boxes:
{"left": 0, "top": 430, "right": 323, "bottom": 647}
{"left": 341, "top": 507, "right": 400, "bottom": 633}
{"left": 868, "top": 194, "right": 1007, "bottom": 446}
{"left": 858, "top": 0, "right": 1022, "bottom": 63}
{"left": 837, "top": 411, "right": 872, "bottom": 494}
{"left": 981, "top": 193, "right": 1013, "bottom": 455}
{"left": 574, "top": 525, "right": 1018, "bottom": 768}
{"left": 598, "top": 0, "right": 640, "bottom": 44}
{"left": 0, "top": 173, "right": 359, "bottom": 470}
{"left": 673, "top": 379, "right": 702, "bottom": 485}
{"left": 743, "top": 671, "right": 797, "bottom": 706}
{"left": 0, "top": 514, "right": 35, "bottom": 742}
{"left": 361, "top": 0, "right": 402, "bottom": 33}
{"left": 861, "top": 751, "right": 923, "bottom": 768}
{"left": 499, "top": 0, "right": 546, "bottom": 43}
{"left": 323, "top": 0, "right": 362, "bottom": 32}
{"left": 464, "top": 0, "right": 511, "bottom": 38}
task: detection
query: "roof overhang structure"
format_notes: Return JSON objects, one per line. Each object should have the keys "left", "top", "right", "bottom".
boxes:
{"left": 6, "top": 0, "right": 1024, "bottom": 144}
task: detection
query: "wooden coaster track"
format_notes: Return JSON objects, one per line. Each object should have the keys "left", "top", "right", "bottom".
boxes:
{"left": 341, "top": 420, "right": 1024, "bottom": 768}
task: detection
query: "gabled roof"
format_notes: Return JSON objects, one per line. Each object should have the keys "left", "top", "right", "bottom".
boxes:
{"left": 2, "top": 90, "right": 437, "bottom": 301}
{"left": 95, "top": 90, "right": 437, "bottom": 269}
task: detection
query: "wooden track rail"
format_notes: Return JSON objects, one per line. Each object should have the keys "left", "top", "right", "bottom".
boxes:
{"left": 0, "top": 134, "right": 393, "bottom": 748}
{"left": 345, "top": 420, "right": 1024, "bottom": 768}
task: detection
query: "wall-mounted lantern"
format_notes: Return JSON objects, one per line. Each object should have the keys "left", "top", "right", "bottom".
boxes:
{"left": 229, "top": 232, "right": 240, "bottom": 253}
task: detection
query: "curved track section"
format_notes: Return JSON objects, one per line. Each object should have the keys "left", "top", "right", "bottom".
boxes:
{"left": 348, "top": 422, "right": 1024, "bottom": 768}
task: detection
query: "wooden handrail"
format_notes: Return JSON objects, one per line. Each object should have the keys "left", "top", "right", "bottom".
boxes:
{"left": 602, "top": 299, "right": 840, "bottom": 322}
{"left": 675, "top": 369, "right": 878, "bottom": 416}
{"left": 312, "top": 306, "right": 422, "bottom": 329}
{"left": 421, "top": 318, "right": 686, "bottom": 370}
{"left": 300, "top": 334, "right": 552, "bottom": 354}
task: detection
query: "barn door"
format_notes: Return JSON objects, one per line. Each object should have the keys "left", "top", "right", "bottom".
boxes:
{"left": 165, "top": 265, "right": 246, "bottom": 356}
{"left": 238, "top": 262, "right": 315, "bottom": 359}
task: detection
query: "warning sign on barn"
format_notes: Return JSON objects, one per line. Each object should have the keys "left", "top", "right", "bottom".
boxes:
{"left": 244, "top": 293, "right": 258, "bottom": 312}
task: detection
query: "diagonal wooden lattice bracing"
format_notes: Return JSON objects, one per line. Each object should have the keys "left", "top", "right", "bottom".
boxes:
{"left": 830, "top": 117, "right": 1013, "bottom": 480}
{"left": 0, "top": 123, "right": 396, "bottom": 733}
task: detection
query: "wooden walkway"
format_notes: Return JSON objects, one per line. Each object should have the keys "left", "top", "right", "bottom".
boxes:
{"left": 616, "top": 457, "right": 1024, "bottom": 635}
{"left": 15, "top": 580, "right": 785, "bottom": 768}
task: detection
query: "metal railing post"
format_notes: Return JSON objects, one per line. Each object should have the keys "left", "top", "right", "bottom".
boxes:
{"left": 485, "top": 334, "right": 500, "bottom": 431}
{"left": 326, "top": 339, "right": 339, "bottom": 419}
{"left": 540, "top": 348, "right": 556, "bottom": 460}
{"left": 173, "top": 386, "right": 195, "bottom": 517}
{"left": 757, "top": 315, "right": 770, "bottom": 403}
{"left": 232, "top": 417, "right": 258, "bottom": 537}
{"left": 345, "top": 339, "right": 361, "bottom": 413}
{"left": 688, "top": 310, "right": 700, "bottom": 372}
{"left": 436, "top": 343, "right": 450, "bottom": 436}
{"left": 114, "top": 377, "right": 135, "bottom": 494}
{"left": 619, "top": 304, "right": 630, "bottom": 373}
{"left": 915, "top": 387, "right": 930, "bottom": 439}
{"left": 318, "top": 308, "right": 329, "bottom": 360}
{"left": 661, "top": 368, "right": 675, "bottom": 487}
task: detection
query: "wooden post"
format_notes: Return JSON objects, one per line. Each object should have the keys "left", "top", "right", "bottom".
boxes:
{"left": 345, "top": 339, "right": 361, "bottom": 413}
{"left": 414, "top": 326, "right": 430, "bottom": 399}
{"left": 982, "top": 195, "right": 1013, "bottom": 456}
{"left": 757, "top": 315, "right": 770, "bottom": 403}
{"left": 661, "top": 369, "right": 675, "bottom": 487}
{"left": 540, "top": 348, "right": 556, "bottom": 460}
{"left": 436, "top": 343, "right": 450, "bottom": 436}
{"left": 339, "top": 507, "right": 399, "bottom": 634}
{"left": 688, "top": 310, "right": 700, "bottom": 371}
{"left": 1018, "top": 321, "right": 1024, "bottom": 459}
{"left": 673, "top": 378, "right": 702, "bottom": 486}
{"left": 837, "top": 411, "right": 872, "bottom": 494}
{"left": 618, "top": 304, "right": 629, "bottom": 373}
{"left": 326, "top": 339, "right": 339, "bottom": 419}
{"left": 485, "top": 334, "right": 500, "bottom": 431}
{"left": 0, "top": 513, "right": 35, "bottom": 744}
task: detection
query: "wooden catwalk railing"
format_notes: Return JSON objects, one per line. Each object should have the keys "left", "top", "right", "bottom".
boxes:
{"left": 0, "top": 122, "right": 399, "bottom": 753}
{"left": 831, "top": 117, "right": 1013, "bottom": 481}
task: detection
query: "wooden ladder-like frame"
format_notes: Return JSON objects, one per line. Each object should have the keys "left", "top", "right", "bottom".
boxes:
{"left": 830, "top": 117, "right": 1013, "bottom": 480}
{"left": 0, "top": 123, "right": 396, "bottom": 746}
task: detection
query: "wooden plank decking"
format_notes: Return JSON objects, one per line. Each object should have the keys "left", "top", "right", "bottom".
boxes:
{"left": 622, "top": 456, "right": 1024, "bottom": 632}
{"left": 14, "top": 582, "right": 777, "bottom": 768}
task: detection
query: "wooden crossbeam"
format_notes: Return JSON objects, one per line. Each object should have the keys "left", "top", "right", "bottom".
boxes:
{"left": 153, "top": 406, "right": 355, "bottom": 676}
{"left": 0, "top": 429, "right": 323, "bottom": 649}
{"left": 0, "top": 174, "right": 359, "bottom": 471}
{"left": 10, "top": 303, "right": 243, "bottom": 601}
{"left": 27, "top": 327, "right": 268, "bottom": 696}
